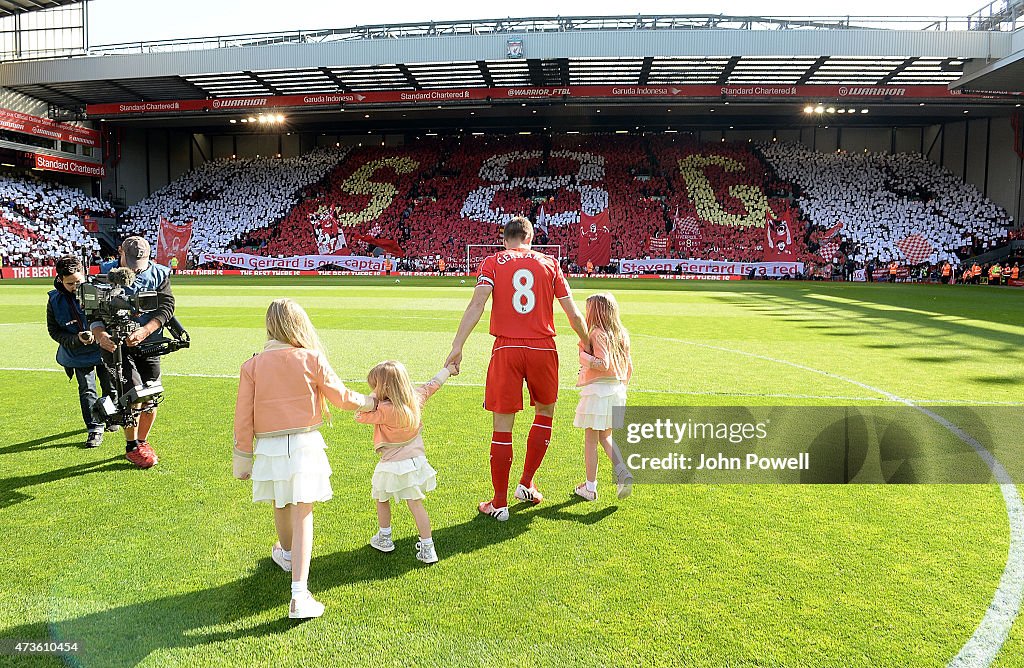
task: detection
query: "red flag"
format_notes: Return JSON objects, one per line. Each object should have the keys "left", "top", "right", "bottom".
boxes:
{"left": 815, "top": 222, "right": 844, "bottom": 263}
{"left": 763, "top": 215, "right": 795, "bottom": 261}
{"left": 577, "top": 210, "right": 611, "bottom": 266}
{"left": 156, "top": 219, "right": 192, "bottom": 266}
{"left": 896, "top": 234, "right": 934, "bottom": 265}
{"left": 647, "top": 236, "right": 669, "bottom": 255}
{"left": 675, "top": 215, "right": 701, "bottom": 240}
{"left": 818, "top": 240, "right": 841, "bottom": 264}
{"left": 351, "top": 232, "right": 405, "bottom": 258}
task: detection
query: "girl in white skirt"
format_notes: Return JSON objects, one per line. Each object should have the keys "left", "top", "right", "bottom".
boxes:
{"left": 355, "top": 360, "right": 457, "bottom": 564}
{"left": 574, "top": 293, "right": 634, "bottom": 502}
{"left": 233, "top": 298, "right": 375, "bottom": 619}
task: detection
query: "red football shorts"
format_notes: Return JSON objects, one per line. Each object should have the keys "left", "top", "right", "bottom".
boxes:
{"left": 484, "top": 336, "right": 559, "bottom": 414}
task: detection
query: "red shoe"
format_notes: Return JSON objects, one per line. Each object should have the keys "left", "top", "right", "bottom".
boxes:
{"left": 126, "top": 441, "right": 158, "bottom": 469}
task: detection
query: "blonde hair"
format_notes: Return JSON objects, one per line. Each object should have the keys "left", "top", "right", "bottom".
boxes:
{"left": 266, "top": 298, "right": 326, "bottom": 354}
{"left": 366, "top": 360, "right": 420, "bottom": 430}
{"left": 585, "top": 293, "right": 630, "bottom": 374}
{"left": 265, "top": 298, "right": 331, "bottom": 418}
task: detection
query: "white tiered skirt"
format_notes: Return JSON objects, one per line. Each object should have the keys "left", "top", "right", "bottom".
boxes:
{"left": 573, "top": 381, "right": 628, "bottom": 431}
{"left": 371, "top": 455, "right": 437, "bottom": 502}
{"left": 251, "top": 431, "right": 332, "bottom": 508}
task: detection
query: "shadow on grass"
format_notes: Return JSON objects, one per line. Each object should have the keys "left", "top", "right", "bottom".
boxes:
{"left": 0, "top": 455, "right": 132, "bottom": 508}
{"left": 0, "top": 430, "right": 85, "bottom": 455}
{"left": 973, "top": 374, "right": 1024, "bottom": 385}
{"left": 0, "top": 499, "right": 617, "bottom": 665}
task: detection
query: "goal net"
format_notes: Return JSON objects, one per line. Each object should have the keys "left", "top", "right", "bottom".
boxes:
{"left": 465, "top": 244, "right": 562, "bottom": 274}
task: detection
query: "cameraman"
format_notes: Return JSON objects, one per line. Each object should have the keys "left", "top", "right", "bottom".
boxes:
{"left": 46, "top": 255, "right": 117, "bottom": 448}
{"left": 91, "top": 236, "right": 175, "bottom": 469}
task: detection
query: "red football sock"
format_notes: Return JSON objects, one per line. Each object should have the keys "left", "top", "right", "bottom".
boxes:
{"left": 489, "top": 431, "right": 514, "bottom": 508}
{"left": 520, "top": 415, "right": 553, "bottom": 488}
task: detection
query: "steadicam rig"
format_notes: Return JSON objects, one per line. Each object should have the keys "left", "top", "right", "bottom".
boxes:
{"left": 77, "top": 267, "right": 190, "bottom": 428}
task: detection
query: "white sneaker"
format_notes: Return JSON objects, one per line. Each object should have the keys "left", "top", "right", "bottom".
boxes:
{"left": 272, "top": 544, "right": 292, "bottom": 572}
{"left": 478, "top": 501, "right": 509, "bottom": 521}
{"left": 288, "top": 592, "right": 325, "bottom": 619}
{"left": 574, "top": 483, "right": 597, "bottom": 502}
{"left": 415, "top": 541, "right": 438, "bottom": 564}
{"left": 514, "top": 483, "right": 544, "bottom": 505}
{"left": 370, "top": 532, "right": 395, "bottom": 553}
{"left": 615, "top": 465, "right": 634, "bottom": 500}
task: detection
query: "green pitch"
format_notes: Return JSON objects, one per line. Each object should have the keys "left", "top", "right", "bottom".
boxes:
{"left": 1, "top": 276, "right": 1023, "bottom": 667}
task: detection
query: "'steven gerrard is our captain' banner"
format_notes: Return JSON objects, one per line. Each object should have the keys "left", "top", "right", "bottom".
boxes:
{"left": 85, "top": 85, "right": 1013, "bottom": 116}
{"left": 200, "top": 252, "right": 384, "bottom": 272}
{"left": 620, "top": 258, "right": 804, "bottom": 276}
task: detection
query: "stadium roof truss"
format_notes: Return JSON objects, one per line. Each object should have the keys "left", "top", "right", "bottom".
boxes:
{"left": 0, "top": 15, "right": 1020, "bottom": 109}
{"left": 0, "top": 56, "right": 981, "bottom": 106}
{"left": 0, "top": 0, "right": 80, "bottom": 17}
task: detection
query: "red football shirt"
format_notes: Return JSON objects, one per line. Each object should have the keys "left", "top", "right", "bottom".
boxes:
{"left": 477, "top": 248, "right": 571, "bottom": 338}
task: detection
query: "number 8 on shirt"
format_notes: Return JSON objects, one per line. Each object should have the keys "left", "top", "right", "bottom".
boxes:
{"left": 477, "top": 248, "right": 571, "bottom": 414}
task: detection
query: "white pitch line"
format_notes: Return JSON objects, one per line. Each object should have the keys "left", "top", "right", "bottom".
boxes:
{"left": 637, "top": 334, "right": 1024, "bottom": 668}
{"left": 4, "top": 367, "right": 1021, "bottom": 406}
{"left": 7, "top": 345, "right": 1024, "bottom": 664}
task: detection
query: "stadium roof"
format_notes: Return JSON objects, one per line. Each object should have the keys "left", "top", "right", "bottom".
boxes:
{"left": 0, "top": 15, "right": 1019, "bottom": 124}
{"left": 0, "top": 0, "right": 80, "bottom": 18}
{"left": 951, "top": 27, "right": 1024, "bottom": 93}
{"left": 0, "top": 55, "right": 984, "bottom": 108}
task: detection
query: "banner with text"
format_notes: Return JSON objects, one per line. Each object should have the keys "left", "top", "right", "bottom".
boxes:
{"left": 34, "top": 154, "right": 105, "bottom": 178}
{"left": 199, "top": 252, "right": 384, "bottom": 272}
{"left": 0, "top": 107, "right": 99, "bottom": 147}
{"left": 619, "top": 258, "right": 803, "bottom": 277}
{"left": 85, "top": 85, "right": 1016, "bottom": 117}
{"left": 2, "top": 265, "right": 100, "bottom": 279}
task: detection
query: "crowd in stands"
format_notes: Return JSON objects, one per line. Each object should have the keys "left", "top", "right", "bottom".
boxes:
{"left": 0, "top": 174, "right": 111, "bottom": 267}
{"left": 122, "top": 147, "right": 349, "bottom": 256}
{"left": 758, "top": 141, "right": 1010, "bottom": 266}
{"left": 653, "top": 139, "right": 811, "bottom": 263}
{"left": 3, "top": 134, "right": 1016, "bottom": 276}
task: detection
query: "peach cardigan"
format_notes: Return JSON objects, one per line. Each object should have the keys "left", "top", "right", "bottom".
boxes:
{"left": 354, "top": 369, "right": 450, "bottom": 462}
{"left": 234, "top": 340, "right": 373, "bottom": 452}
{"left": 577, "top": 328, "right": 633, "bottom": 386}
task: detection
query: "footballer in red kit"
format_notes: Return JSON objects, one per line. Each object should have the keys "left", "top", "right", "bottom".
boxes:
{"left": 446, "top": 217, "right": 590, "bottom": 521}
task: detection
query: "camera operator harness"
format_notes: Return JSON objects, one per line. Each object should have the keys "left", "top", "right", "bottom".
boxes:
{"left": 79, "top": 267, "right": 190, "bottom": 428}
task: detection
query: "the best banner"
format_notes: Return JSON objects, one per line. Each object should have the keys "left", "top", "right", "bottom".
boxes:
{"left": 199, "top": 252, "right": 384, "bottom": 272}
{"left": 619, "top": 258, "right": 803, "bottom": 277}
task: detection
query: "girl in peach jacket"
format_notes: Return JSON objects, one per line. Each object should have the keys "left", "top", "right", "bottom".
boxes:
{"left": 573, "top": 293, "right": 634, "bottom": 502}
{"left": 233, "top": 298, "right": 374, "bottom": 620}
{"left": 355, "top": 360, "right": 457, "bottom": 565}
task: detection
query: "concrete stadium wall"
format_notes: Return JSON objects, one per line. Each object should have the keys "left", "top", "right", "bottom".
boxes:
{"left": 105, "top": 121, "right": 1023, "bottom": 225}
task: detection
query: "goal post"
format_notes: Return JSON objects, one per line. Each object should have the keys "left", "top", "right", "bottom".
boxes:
{"left": 465, "top": 244, "right": 562, "bottom": 274}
